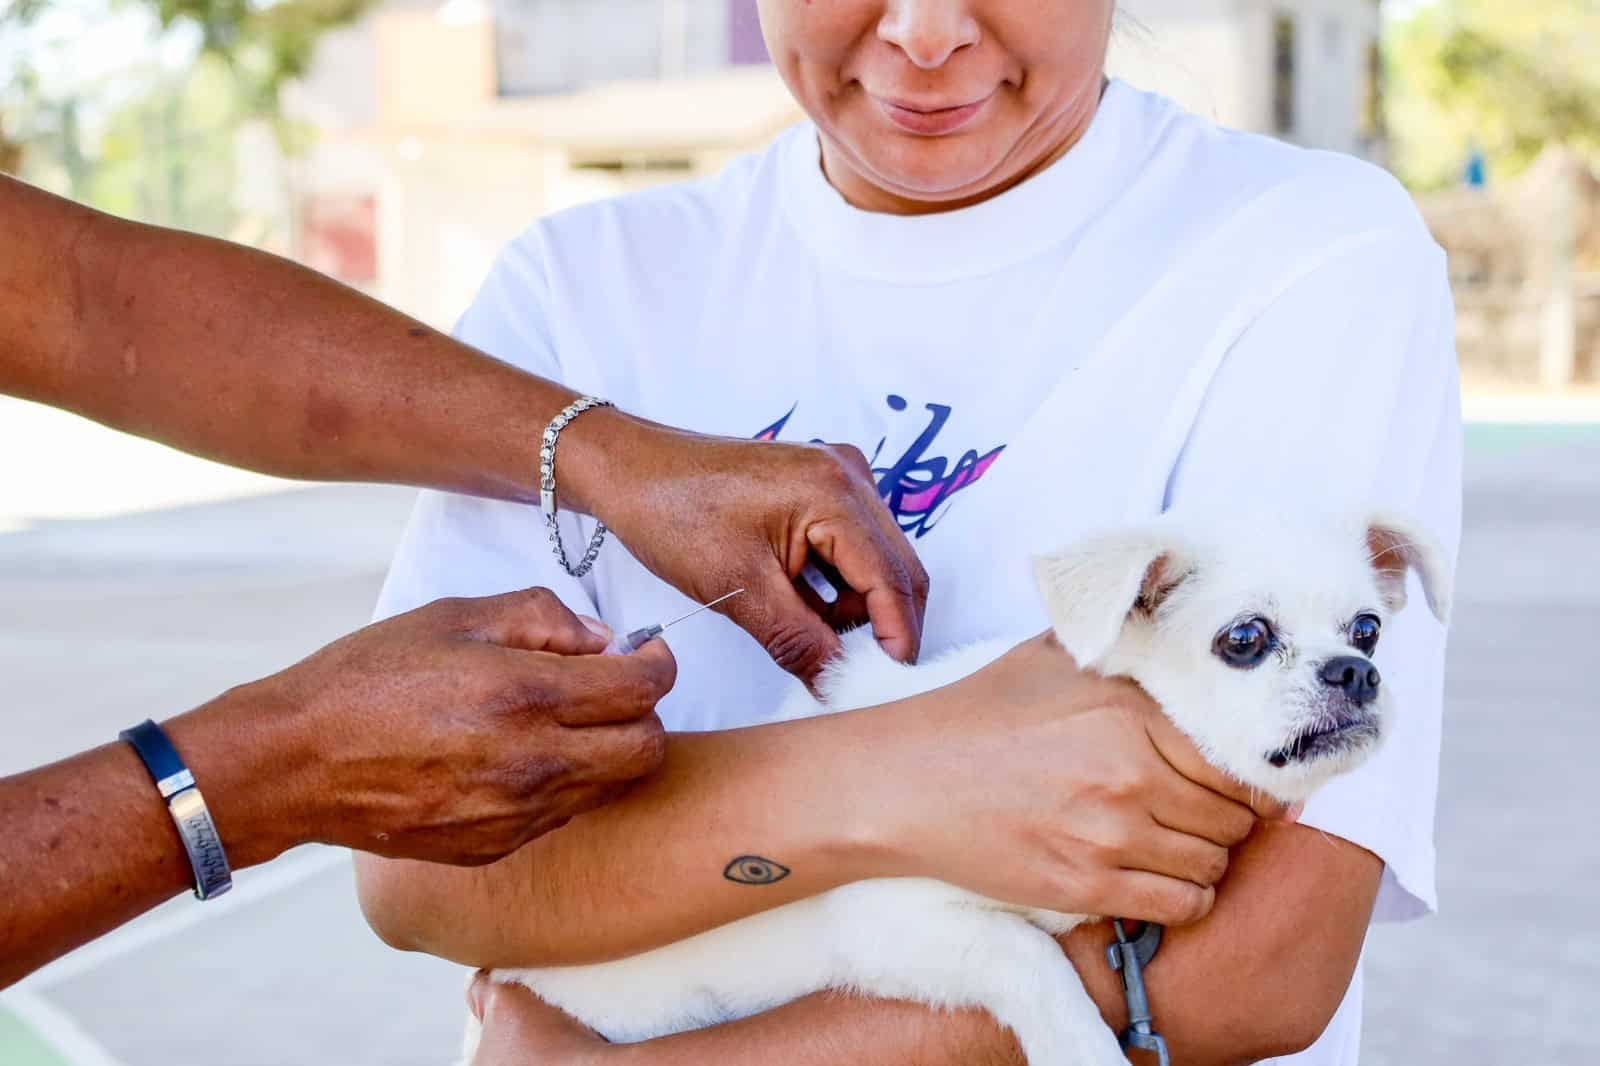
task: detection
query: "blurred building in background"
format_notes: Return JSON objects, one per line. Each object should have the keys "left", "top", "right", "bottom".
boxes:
{"left": 1420, "top": 146, "right": 1600, "bottom": 388}
{"left": 275, "top": 0, "right": 791, "bottom": 326}
{"left": 1114, "top": 0, "right": 1385, "bottom": 161}
{"left": 274, "top": 0, "right": 1388, "bottom": 329}
{"left": 7, "top": 0, "right": 1594, "bottom": 384}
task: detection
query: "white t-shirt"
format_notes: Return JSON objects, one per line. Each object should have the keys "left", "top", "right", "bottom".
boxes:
{"left": 375, "top": 80, "right": 1462, "bottom": 1064}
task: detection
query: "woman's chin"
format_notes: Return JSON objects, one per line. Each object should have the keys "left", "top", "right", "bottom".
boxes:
{"left": 854, "top": 146, "right": 1019, "bottom": 208}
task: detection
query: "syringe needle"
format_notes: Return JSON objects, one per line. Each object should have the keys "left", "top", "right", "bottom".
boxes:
{"left": 607, "top": 589, "right": 748, "bottom": 656}
{"left": 659, "top": 588, "right": 745, "bottom": 632}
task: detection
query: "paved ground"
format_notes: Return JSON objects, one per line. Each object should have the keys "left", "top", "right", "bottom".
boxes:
{"left": 1, "top": 409, "right": 1596, "bottom": 1065}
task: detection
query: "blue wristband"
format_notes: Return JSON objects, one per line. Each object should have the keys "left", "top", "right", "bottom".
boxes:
{"left": 120, "top": 719, "right": 233, "bottom": 901}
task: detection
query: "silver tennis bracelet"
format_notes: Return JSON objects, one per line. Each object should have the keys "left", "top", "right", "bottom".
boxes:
{"left": 540, "top": 396, "right": 614, "bottom": 577}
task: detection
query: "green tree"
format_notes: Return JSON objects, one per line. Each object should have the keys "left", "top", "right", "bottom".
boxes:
{"left": 146, "top": 0, "right": 372, "bottom": 115}
{"left": 1, "top": 0, "right": 372, "bottom": 176}
{"left": 1386, "top": 0, "right": 1600, "bottom": 189}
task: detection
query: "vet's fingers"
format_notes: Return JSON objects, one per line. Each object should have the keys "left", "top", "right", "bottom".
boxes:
{"left": 727, "top": 566, "right": 845, "bottom": 681}
{"left": 517, "top": 779, "right": 637, "bottom": 843}
{"left": 465, "top": 587, "right": 609, "bottom": 656}
{"left": 1143, "top": 710, "right": 1290, "bottom": 821}
{"left": 563, "top": 715, "right": 669, "bottom": 784}
{"left": 1150, "top": 776, "right": 1259, "bottom": 849}
{"left": 806, "top": 514, "right": 925, "bottom": 666}
{"left": 797, "top": 557, "right": 873, "bottom": 634}
{"left": 497, "top": 640, "right": 677, "bottom": 726}
{"left": 851, "top": 464, "right": 933, "bottom": 632}
{"left": 1100, "top": 871, "right": 1217, "bottom": 927}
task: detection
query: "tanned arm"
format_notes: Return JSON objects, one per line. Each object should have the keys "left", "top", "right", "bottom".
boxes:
{"left": 1, "top": 594, "right": 676, "bottom": 990}
{"left": 651, "top": 826, "right": 1379, "bottom": 1065}
{"left": 473, "top": 824, "right": 1381, "bottom": 1066}
{"left": 357, "top": 636, "right": 1286, "bottom": 968}
{"left": 0, "top": 173, "right": 572, "bottom": 503}
{"left": 0, "top": 173, "right": 929, "bottom": 677}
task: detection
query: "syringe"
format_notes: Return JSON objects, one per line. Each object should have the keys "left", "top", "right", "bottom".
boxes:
{"left": 605, "top": 589, "right": 746, "bottom": 655}
{"left": 799, "top": 561, "right": 840, "bottom": 605}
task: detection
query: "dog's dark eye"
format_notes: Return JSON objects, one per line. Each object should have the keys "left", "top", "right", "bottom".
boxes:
{"left": 1215, "top": 618, "right": 1274, "bottom": 668}
{"left": 1348, "top": 614, "right": 1381, "bottom": 655}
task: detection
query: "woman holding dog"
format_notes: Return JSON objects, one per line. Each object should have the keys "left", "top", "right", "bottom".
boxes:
{"left": 359, "top": 2, "right": 1461, "bottom": 1064}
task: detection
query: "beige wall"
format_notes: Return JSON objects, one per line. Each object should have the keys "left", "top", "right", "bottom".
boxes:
{"left": 373, "top": 139, "right": 737, "bottom": 329}
{"left": 375, "top": 139, "right": 551, "bottom": 328}
{"left": 376, "top": 11, "right": 497, "bottom": 126}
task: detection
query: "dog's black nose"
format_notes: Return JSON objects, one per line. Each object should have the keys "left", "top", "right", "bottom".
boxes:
{"left": 1321, "top": 656, "right": 1381, "bottom": 704}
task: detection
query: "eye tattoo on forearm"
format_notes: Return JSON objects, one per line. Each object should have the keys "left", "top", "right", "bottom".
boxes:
{"left": 723, "top": 855, "right": 791, "bottom": 885}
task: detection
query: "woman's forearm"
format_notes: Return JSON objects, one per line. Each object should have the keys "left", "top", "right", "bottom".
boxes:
{"left": 584, "top": 825, "right": 1379, "bottom": 1066}
{"left": 354, "top": 707, "right": 913, "bottom": 968}
{"left": 608, "top": 993, "right": 1022, "bottom": 1066}
{"left": 354, "top": 634, "right": 1297, "bottom": 970}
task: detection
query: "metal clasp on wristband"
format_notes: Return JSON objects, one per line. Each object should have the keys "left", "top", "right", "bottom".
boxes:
{"left": 119, "top": 719, "right": 233, "bottom": 901}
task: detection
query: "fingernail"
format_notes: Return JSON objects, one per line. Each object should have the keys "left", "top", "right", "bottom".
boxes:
{"left": 578, "top": 615, "right": 612, "bottom": 641}
{"left": 1284, "top": 801, "right": 1305, "bottom": 823}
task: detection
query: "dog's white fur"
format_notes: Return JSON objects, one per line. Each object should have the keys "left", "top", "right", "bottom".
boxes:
{"left": 464, "top": 511, "right": 1450, "bottom": 1065}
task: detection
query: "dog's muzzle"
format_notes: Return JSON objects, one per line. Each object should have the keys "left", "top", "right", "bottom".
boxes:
{"left": 1267, "top": 660, "right": 1384, "bottom": 768}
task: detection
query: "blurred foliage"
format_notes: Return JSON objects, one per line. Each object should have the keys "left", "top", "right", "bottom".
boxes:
{"left": 2, "top": 0, "right": 371, "bottom": 234}
{"left": 91, "top": 56, "right": 252, "bottom": 231}
{"left": 146, "top": 0, "right": 373, "bottom": 114}
{"left": 4, "top": 0, "right": 373, "bottom": 117}
{"left": 1387, "top": 0, "right": 1600, "bottom": 189}
{"left": 4, "top": 52, "right": 255, "bottom": 229}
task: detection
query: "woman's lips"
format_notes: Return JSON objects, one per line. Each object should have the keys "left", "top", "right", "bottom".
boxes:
{"left": 873, "top": 92, "right": 992, "bottom": 135}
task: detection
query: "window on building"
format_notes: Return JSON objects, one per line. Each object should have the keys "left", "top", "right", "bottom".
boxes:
{"left": 1273, "top": 14, "right": 1297, "bottom": 137}
{"left": 494, "top": 0, "right": 740, "bottom": 96}
{"left": 571, "top": 156, "right": 696, "bottom": 174}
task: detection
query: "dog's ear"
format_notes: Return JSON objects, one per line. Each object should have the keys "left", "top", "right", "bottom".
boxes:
{"left": 1366, "top": 513, "right": 1452, "bottom": 625}
{"left": 1031, "top": 530, "right": 1190, "bottom": 669}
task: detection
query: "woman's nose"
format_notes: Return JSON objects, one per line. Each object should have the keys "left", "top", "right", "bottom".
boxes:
{"left": 878, "top": 0, "right": 981, "bottom": 70}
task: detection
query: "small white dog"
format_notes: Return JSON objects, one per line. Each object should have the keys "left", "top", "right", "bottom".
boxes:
{"left": 467, "top": 510, "right": 1450, "bottom": 1065}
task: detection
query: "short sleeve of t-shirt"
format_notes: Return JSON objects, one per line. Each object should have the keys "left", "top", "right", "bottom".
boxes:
{"left": 1166, "top": 226, "right": 1463, "bottom": 921}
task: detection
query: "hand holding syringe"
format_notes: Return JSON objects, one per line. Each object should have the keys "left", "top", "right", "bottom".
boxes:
{"left": 605, "top": 589, "right": 747, "bottom": 655}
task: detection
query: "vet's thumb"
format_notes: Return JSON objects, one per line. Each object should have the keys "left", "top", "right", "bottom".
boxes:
{"left": 731, "top": 570, "right": 844, "bottom": 684}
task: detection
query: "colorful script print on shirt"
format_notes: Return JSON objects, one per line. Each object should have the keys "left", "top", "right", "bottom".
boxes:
{"left": 755, "top": 395, "right": 1006, "bottom": 539}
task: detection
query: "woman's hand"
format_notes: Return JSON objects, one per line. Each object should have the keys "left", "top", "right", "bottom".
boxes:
{"left": 468, "top": 973, "right": 612, "bottom": 1066}
{"left": 168, "top": 588, "right": 676, "bottom": 869}
{"left": 871, "top": 633, "right": 1290, "bottom": 924}
{"left": 558, "top": 410, "right": 929, "bottom": 681}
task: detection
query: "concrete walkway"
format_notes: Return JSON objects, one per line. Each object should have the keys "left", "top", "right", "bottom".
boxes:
{"left": 2, "top": 412, "right": 1596, "bottom": 1065}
